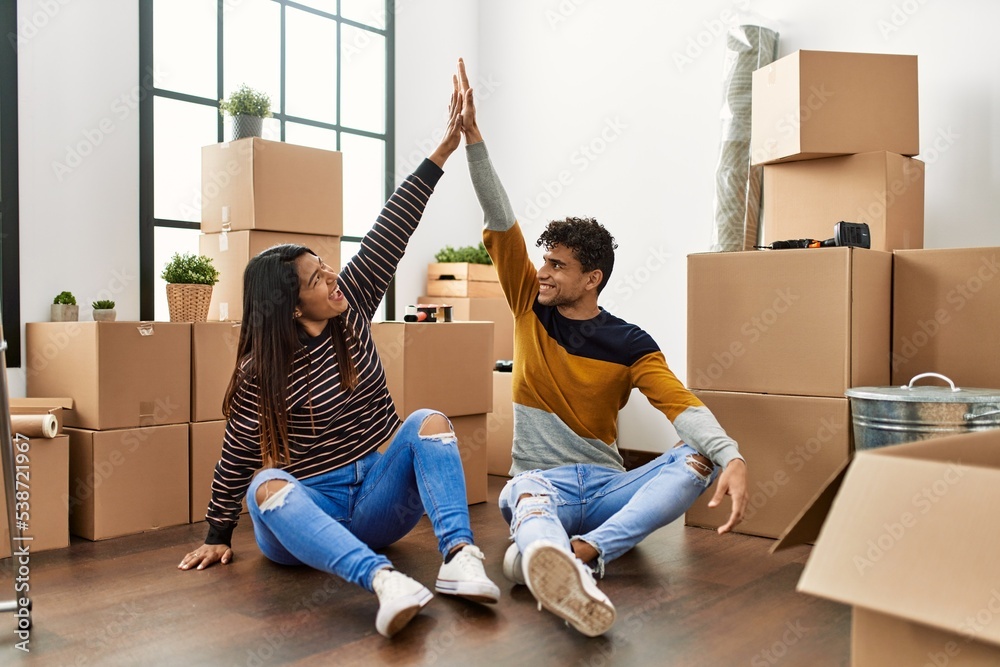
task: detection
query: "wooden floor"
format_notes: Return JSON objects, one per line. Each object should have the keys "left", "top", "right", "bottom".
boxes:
{"left": 0, "top": 476, "right": 850, "bottom": 666}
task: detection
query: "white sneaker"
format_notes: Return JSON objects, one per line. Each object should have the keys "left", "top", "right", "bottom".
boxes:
{"left": 435, "top": 545, "right": 501, "bottom": 604}
{"left": 372, "top": 569, "right": 433, "bottom": 638}
{"left": 522, "top": 540, "right": 616, "bottom": 637}
{"left": 502, "top": 543, "right": 526, "bottom": 585}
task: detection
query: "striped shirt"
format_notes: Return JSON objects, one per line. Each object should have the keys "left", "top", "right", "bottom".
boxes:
{"left": 204, "top": 159, "right": 443, "bottom": 545}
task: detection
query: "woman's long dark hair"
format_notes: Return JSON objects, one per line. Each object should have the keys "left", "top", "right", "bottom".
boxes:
{"left": 222, "top": 244, "right": 358, "bottom": 467}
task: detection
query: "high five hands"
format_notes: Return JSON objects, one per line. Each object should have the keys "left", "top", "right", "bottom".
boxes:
{"left": 457, "top": 58, "right": 482, "bottom": 144}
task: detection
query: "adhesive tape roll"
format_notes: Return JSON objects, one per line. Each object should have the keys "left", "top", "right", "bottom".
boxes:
{"left": 10, "top": 414, "right": 58, "bottom": 439}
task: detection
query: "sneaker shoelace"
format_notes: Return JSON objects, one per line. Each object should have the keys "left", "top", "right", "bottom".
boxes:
{"left": 452, "top": 546, "right": 486, "bottom": 577}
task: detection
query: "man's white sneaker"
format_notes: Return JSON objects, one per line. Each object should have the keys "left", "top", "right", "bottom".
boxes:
{"left": 522, "top": 540, "right": 616, "bottom": 637}
{"left": 372, "top": 569, "right": 433, "bottom": 638}
{"left": 435, "top": 545, "right": 501, "bottom": 604}
{"left": 502, "top": 543, "right": 526, "bottom": 585}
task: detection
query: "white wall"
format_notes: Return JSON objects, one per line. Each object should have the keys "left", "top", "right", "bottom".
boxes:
{"left": 9, "top": 0, "right": 140, "bottom": 397}
{"left": 11, "top": 0, "right": 1000, "bottom": 455}
{"left": 397, "top": 0, "right": 1000, "bottom": 452}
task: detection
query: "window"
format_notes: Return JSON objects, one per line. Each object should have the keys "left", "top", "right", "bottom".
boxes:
{"left": 1, "top": 0, "right": 21, "bottom": 367}
{"left": 139, "top": 0, "right": 395, "bottom": 321}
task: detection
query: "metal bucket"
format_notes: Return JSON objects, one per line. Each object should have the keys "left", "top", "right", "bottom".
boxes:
{"left": 845, "top": 373, "right": 1000, "bottom": 450}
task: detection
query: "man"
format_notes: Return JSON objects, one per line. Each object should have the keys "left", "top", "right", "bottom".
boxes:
{"left": 456, "top": 59, "right": 748, "bottom": 637}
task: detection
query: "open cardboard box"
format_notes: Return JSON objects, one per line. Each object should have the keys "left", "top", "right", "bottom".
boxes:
{"left": 775, "top": 430, "right": 1000, "bottom": 664}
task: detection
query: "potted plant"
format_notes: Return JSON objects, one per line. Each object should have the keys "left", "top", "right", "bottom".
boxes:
{"left": 161, "top": 252, "right": 220, "bottom": 323}
{"left": 219, "top": 83, "right": 272, "bottom": 141}
{"left": 51, "top": 291, "right": 79, "bottom": 322}
{"left": 92, "top": 299, "right": 117, "bottom": 322}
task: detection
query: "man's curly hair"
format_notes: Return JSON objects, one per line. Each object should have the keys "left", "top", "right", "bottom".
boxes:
{"left": 536, "top": 217, "right": 618, "bottom": 293}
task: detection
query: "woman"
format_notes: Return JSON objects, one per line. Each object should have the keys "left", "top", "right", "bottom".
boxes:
{"left": 178, "top": 78, "right": 499, "bottom": 639}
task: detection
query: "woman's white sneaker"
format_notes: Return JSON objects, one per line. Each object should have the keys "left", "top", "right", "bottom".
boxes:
{"left": 372, "top": 569, "right": 433, "bottom": 638}
{"left": 435, "top": 545, "right": 501, "bottom": 604}
{"left": 522, "top": 540, "right": 616, "bottom": 637}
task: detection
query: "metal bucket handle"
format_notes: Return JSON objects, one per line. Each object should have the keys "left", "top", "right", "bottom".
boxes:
{"left": 903, "top": 372, "right": 960, "bottom": 392}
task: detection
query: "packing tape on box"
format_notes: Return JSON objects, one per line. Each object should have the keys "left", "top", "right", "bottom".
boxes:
{"left": 10, "top": 414, "right": 58, "bottom": 439}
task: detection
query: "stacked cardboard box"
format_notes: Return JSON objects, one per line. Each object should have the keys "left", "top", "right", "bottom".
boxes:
{"left": 684, "top": 50, "right": 920, "bottom": 538}
{"left": 0, "top": 398, "right": 73, "bottom": 557}
{"left": 752, "top": 50, "right": 923, "bottom": 251}
{"left": 685, "top": 249, "right": 892, "bottom": 538}
{"left": 200, "top": 138, "right": 344, "bottom": 322}
{"left": 487, "top": 370, "right": 514, "bottom": 477}
{"left": 371, "top": 322, "right": 494, "bottom": 504}
{"left": 26, "top": 322, "right": 193, "bottom": 540}
{"left": 188, "top": 322, "right": 242, "bottom": 523}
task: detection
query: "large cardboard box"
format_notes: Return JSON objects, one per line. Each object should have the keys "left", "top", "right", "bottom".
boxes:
{"left": 892, "top": 247, "right": 1000, "bottom": 389}
{"left": 751, "top": 50, "right": 919, "bottom": 165}
{"left": 687, "top": 248, "right": 892, "bottom": 397}
{"left": 191, "top": 322, "right": 241, "bottom": 422}
{"left": 26, "top": 322, "right": 192, "bottom": 430}
{"left": 200, "top": 231, "right": 342, "bottom": 322}
{"left": 0, "top": 434, "right": 70, "bottom": 557}
{"left": 487, "top": 370, "right": 514, "bottom": 477}
{"left": 763, "top": 152, "right": 924, "bottom": 252}
{"left": 201, "top": 138, "right": 343, "bottom": 235}
{"left": 188, "top": 420, "right": 249, "bottom": 523}
{"left": 451, "top": 414, "right": 488, "bottom": 505}
{"left": 792, "top": 430, "right": 1000, "bottom": 665}
{"left": 426, "top": 263, "right": 504, "bottom": 298}
{"left": 66, "top": 424, "right": 189, "bottom": 541}
{"left": 419, "top": 296, "right": 514, "bottom": 363}
{"left": 371, "top": 322, "right": 493, "bottom": 418}
{"left": 684, "top": 391, "right": 851, "bottom": 539}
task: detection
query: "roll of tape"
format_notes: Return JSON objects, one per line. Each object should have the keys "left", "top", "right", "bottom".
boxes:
{"left": 10, "top": 414, "right": 58, "bottom": 439}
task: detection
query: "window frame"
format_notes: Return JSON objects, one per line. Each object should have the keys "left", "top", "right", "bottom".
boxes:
{"left": 1, "top": 0, "right": 21, "bottom": 367}
{"left": 138, "top": 0, "right": 396, "bottom": 321}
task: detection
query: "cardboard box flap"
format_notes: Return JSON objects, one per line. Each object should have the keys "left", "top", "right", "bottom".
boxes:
{"left": 769, "top": 462, "right": 849, "bottom": 553}
{"left": 10, "top": 397, "right": 75, "bottom": 410}
{"left": 798, "top": 433, "right": 1000, "bottom": 647}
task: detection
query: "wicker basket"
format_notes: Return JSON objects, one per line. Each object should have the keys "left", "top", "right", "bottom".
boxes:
{"left": 166, "top": 283, "right": 214, "bottom": 323}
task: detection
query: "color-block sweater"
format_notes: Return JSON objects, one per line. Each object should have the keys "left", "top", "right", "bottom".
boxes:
{"left": 466, "top": 141, "right": 742, "bottom": 475}
{"left": 204, "top": 159, "right": 444, "bottom": 546}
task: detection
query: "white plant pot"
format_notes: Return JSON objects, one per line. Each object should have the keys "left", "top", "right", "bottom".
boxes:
{"left": 51, "top": 304, "right": 79, "bottom": 322}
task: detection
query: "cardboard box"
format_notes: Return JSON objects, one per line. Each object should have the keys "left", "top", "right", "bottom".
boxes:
{"left": 371, "top": 322, "right": 493, "bottom": 418}
{"left": 189, "top": 420, "right": 248, "bottom": 523}
{"left": 26, "top": 322, "right": 192, "bottom": 430}
{"left": 200, "top": 231, "right": 342, "bottom": 322}
{"left": 751, "top": 50, "right": 919, "bottom": 166}
{"left": 201, "top": 138, "right": 343, "bottom": 235}
{"left": 451, "top": 414, "right": 489, "bottom": 505}
{"left": 892, "top": 247, "right": 1000, "bottom": 389}
{"left": 790, "top": 430, "right": 1000, "bottom": 665}
{"left": 763, "top": 152, "right": 924, "bottom": 252}
{"left": 487, "top": 371, "right": 514, "bottom": 477}
{"left": 684, "top": 391, "right": 851, "bottom": 539}
{"left": 0, "top": 434, "right": 70, "bottom": 557}
{"left": 426, "top": 263, "right": 504, "bottom": 298}
{"left": 687, "top": 248, "right": 892, "bottom": 397}
{"left": 419, "top": 296, "right": 514, "bottom": 363}
{"left": 65, "top": 424, "right": 189, "bottom": 541}
{"left": 191, "top": 322, "right": 241, "bottom": 422}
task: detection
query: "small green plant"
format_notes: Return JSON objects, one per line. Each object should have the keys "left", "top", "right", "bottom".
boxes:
{"left": 219, "top": 84, "right": 272, "bottom": 119}
{"left": 161, "top": 253, "right": 220, "bottom": 285}
{"left": 92, "top": 299, "right": 116, "bottom": 310}
{"left": 434, "top": 242, "right": 493, "bottom": 265}
{"left": 53, "top": 291, "right": 77, "bottom": 305}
